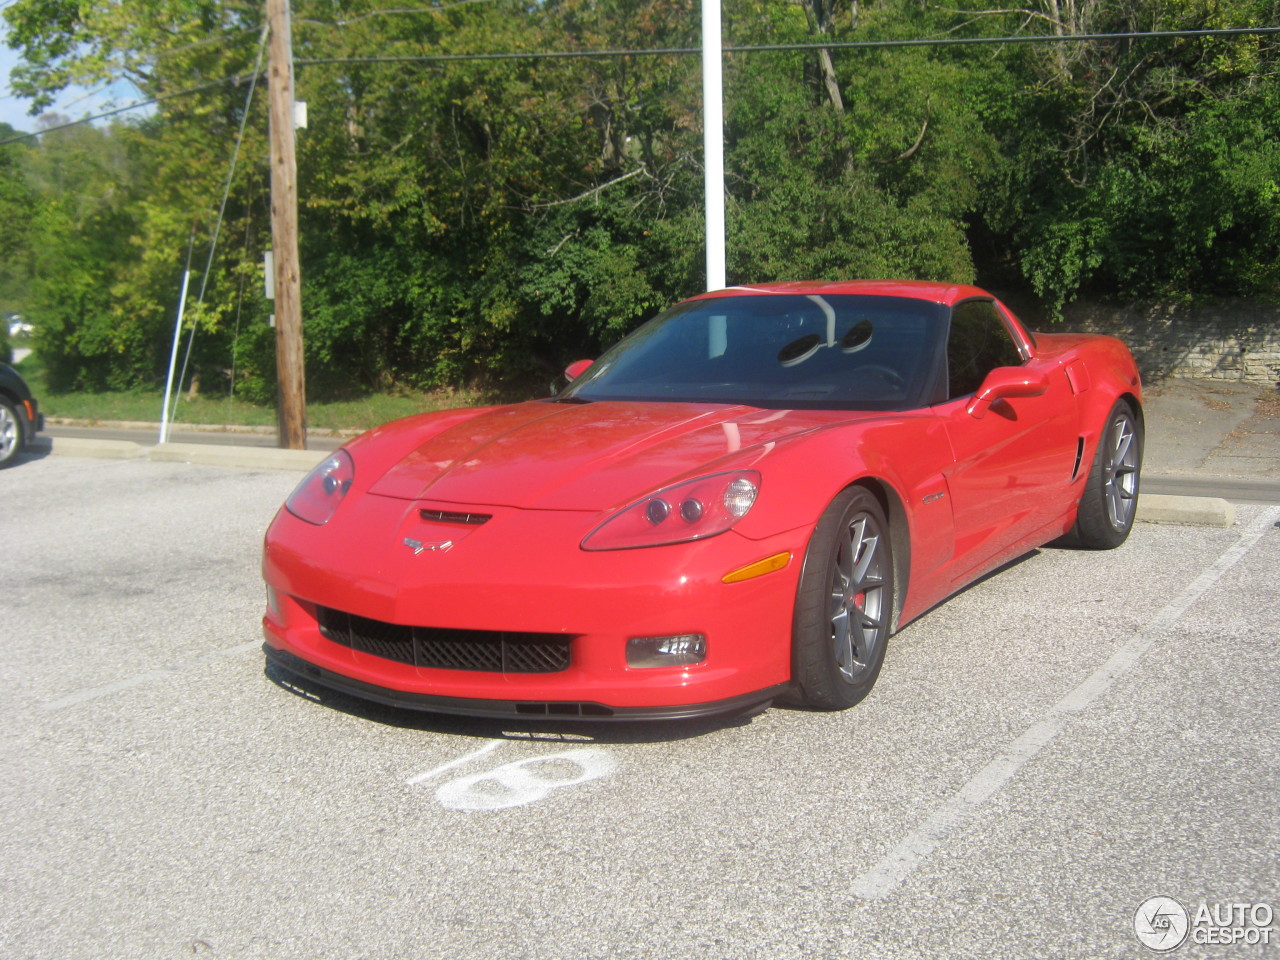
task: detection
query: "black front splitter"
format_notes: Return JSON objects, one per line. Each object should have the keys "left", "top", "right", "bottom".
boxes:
{"left": 263, "top": 645, "right": 784, "bottom": 722}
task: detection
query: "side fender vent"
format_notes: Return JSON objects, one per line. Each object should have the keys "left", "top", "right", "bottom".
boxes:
{"left": 1070, "top": 437, "right": 1085, "bottom": 482}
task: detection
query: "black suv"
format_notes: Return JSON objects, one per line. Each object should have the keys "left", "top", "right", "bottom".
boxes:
{"left": 0, "top": 363, "right": 42, "bottom": 467}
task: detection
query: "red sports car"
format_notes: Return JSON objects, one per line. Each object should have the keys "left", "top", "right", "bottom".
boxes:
{"left": 262, "top": 281, "right": 1142, "bottom": 720}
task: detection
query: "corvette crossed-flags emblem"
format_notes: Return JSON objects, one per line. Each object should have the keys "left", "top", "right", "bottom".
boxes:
{"left": 403, "top": 538, "right": 454, "bottom": 555}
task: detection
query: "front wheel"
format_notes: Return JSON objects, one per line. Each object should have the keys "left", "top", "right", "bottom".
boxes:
{"left": 1073, "top": 399, "right": 1142, "bottom": 549}
{"left": 788, "top": 486, "right": 894, "bottom": 710}
{"left": 0, "top": 400, "right": 23, "bottom": 468}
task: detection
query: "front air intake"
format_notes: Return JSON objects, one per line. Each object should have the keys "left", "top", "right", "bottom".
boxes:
{"left": 418, "top": 509, "right": 492, "bottom": 525}
{"left": 316, "top": 607, "right": 571, "bottom": 673}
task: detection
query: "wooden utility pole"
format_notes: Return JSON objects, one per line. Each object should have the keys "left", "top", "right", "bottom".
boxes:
{"left": 267, "top": 0, "right": 307, "bottom": 449}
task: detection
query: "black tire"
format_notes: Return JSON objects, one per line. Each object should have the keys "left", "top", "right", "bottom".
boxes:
{"left": 1073, "top": 399, "right": 1142, "bottom": 549}
{"left": 788, "top": 486, "right": 894, "bottom": 710}
{"left": 0, "top": 399, "right": 23, "bottom": 468}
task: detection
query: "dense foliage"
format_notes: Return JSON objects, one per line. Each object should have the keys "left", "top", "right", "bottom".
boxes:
{"left": 2, "top": 0, "right": 1278, "bottom": 400}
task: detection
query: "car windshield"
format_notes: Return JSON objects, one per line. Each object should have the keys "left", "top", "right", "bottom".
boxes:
{"left": 559, "top": 294, "right": 947, "bottom": 410}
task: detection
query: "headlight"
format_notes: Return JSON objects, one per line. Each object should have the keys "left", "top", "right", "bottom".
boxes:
{"left": 285, "top": 450, "right": 355, "bottom": 525}
{"left": 581, "top": 470, "right": 760, "bottom": 550}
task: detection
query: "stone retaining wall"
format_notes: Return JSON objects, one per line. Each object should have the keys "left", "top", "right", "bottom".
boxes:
{"left": 1060, "top": 301, "right": 1280, "bottom": 385}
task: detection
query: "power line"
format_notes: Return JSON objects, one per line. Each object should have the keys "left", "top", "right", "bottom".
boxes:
{"left": 169, "top": 25, "right": 271, "bottom": 431}
{"left": 0, "top": 72, "right": 262, "bottom": 146}
{"left": 0, "top": 25, "right": 261, "bottom": 137}
{"left": 295, "top": 26, "right": 1280, "bottom": 66}
{"left": 294, "top": 1, "right": 506, "bottom": 29}
{"left": 3, "top": 24, "right": 1276, "bottom": 147}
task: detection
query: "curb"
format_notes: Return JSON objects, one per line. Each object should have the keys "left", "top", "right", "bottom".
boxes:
{"left": 150, "top": 442, "right": 327, "bottom": 472}
{"left": 1135, "top": 493, "right": 1235, "bottom": 528}
{"left": 40, "top": 437, "right": 1242, "bottom": 526}
{"left": 45, "top": 417, "right": 362, "bottom": 438}
{"left": 45, "top": 436, "right": 325, "bottom": 472}
{"left": 46, "top": 437, "right": 149, "bottom": 460}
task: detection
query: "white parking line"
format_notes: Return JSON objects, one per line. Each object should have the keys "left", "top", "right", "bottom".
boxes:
{"left": 39, "top": 641, "right": 262, "bottom": 711}
{"left": 850, "top": 506, "right": 1280, "bottom": 901}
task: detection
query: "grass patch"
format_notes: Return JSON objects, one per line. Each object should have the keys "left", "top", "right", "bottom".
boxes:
{"left": 307, "top": 390, "right": 489, "bottom": 432}
{"left": 14, "top": 354, "right": 490, "bottom": 433}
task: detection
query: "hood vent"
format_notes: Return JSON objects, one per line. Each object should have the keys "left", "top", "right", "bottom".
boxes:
{"left": 419, "top": 508, "right": 492, "bottom": 525}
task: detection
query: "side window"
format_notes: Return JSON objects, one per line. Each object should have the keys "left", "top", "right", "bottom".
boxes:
{"left": 946, "top": 300, "right": 1024, "bottom": 398}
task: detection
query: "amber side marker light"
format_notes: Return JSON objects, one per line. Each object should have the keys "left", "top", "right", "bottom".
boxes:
{"left": 722, "top": 552, "right": 792, "bottom": 584}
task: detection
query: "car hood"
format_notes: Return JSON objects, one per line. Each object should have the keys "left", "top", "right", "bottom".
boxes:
{"left": 366, "top": 400, "right": 853, "bottom": 510}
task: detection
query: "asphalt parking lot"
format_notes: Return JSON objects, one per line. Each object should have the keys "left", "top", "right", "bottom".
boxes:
{"left": 3, "top": 453, "right": 1278, "bottom": 960}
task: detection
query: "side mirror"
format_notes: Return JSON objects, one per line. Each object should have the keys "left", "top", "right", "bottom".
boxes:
{"left": 564, "top": 359, "right": 594, "bottom": 381}
{"left": 966, "top": 366, "right": 1049, "bottom": 419}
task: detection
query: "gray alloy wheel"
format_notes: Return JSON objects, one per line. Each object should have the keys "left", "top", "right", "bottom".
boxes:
{"left": 1073, "top": 399, "right": 1142, "bottom": 549}
{"left": 788, "top": 486, "right": 894, "bottom": 710}
{"left": 1104, "top": 411, "right": 1140, "bottom": 529}
{"left": 0, "top": 400, "right": 22, "bottom": 468}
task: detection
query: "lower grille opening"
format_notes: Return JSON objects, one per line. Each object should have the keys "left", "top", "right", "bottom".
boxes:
{"left": 317, "top": 607, "right": 572, "bottom": 674}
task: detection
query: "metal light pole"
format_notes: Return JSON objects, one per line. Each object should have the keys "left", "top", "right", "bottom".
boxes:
{"left": 702, "top": 0, "right": 726, "bottom": 291}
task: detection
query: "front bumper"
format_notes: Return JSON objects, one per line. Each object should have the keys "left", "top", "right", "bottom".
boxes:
{"left": 261, "top": 494, "right": 806, "bottom": 718}
{"left": 20, "top": 397, "right": 41, "bottom": 436}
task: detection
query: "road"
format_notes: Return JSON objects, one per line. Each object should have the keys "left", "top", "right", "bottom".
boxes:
{"left": 43, "top": 422, "right": 1280, "bottom": 504}
{"left": 2, "top": 454, "right": 1277, "bottom": 959}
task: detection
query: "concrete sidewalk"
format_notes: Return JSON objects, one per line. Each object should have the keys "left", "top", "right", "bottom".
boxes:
{"left": 1139, "top": 378, "right": 1280, "bottom": 525}
{"left": 1141, "top": 377, "right": 1279, "bottom": 480}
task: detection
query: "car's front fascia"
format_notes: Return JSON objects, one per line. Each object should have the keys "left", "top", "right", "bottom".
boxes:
{"left": 262, "top": 485, "right": 806, "bottom": 719}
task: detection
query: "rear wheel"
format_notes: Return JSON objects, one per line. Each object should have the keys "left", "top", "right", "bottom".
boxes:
{"left": 0, "top": 400, "right": 22, "bottom": 468}
{"left": 789, "top": 486, "right": 894, "bottom": 710}
{"left": 1073, "top": 399, "right": 1142, "bottom": 549}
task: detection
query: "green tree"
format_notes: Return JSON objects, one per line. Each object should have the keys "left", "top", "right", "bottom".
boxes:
{"left": 5, "top": 0, "right": 1277, "bottom": 400}
{"left": 968, "top": 0, "right": 1280, "bottom": 310}
{"left": 0, "top": 122, "right": 36, "bottom": 321}
{"left": 5, "top": 0, "right": 273, "bottom": 393}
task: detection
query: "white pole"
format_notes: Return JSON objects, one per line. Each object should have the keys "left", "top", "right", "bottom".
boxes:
{"left": 159, "top": 269, "right": 192, "bottom": 444}
{"left": 702, "top": 0, "right": 726, "bottom": 291}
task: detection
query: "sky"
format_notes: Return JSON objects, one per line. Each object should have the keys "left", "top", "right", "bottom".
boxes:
{"left": 1, "top": 26, "right": 147, "bottom": 135}
{"left": 0, "top": 38, "right": 40, "bottom": 132}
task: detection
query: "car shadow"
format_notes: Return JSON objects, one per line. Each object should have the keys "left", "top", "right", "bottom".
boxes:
{"left": 959, "top": 547, "right": 1043, "bottom": 586}
{"left": 1045, "top": 531, "right": 1092, "bottom": 551}
{"left": 893, "top": 549, "right": 1044, "bottom": 626}
{"left": 9, "top": 437, "right": 52, "bottom": 466}
{"left": 263, "top": 659, "right": 764, "bottom": 744}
